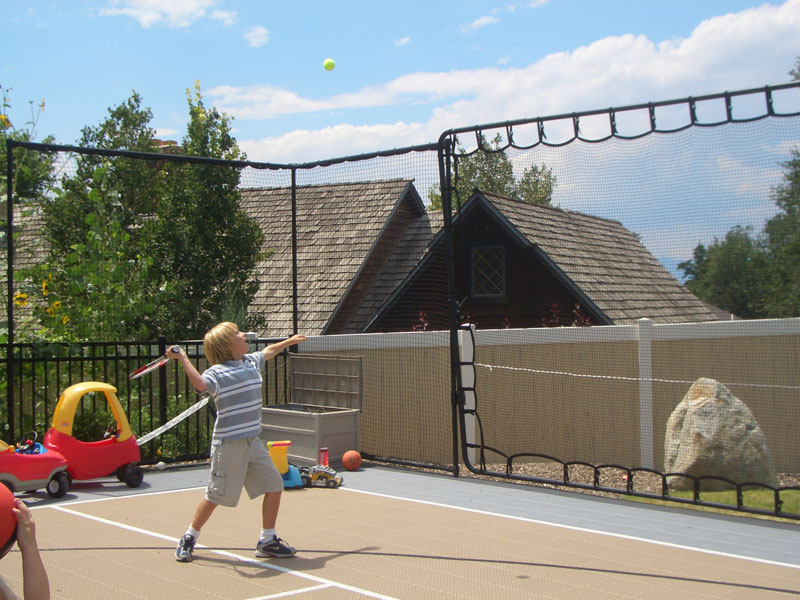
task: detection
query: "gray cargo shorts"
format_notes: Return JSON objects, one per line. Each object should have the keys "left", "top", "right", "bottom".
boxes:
{"left": 205, "top": 436, "right": 284, "bottom": 507}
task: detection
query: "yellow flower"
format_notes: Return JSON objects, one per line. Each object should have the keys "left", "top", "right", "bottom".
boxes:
{"left": 41, "top": 280, "right": 49, "bottom": 297}
{"left": 13, "top": 293, "right": 28, "bottom": 307}
{"left": 53, "top": 301, "right": 62, "bottom": 309}
{"left": 46, "top": 307, "right": 54, "bottom": 317}
{"left": 0, "top": 114, "right": 10, "bottom": 129}
{"left": 62, "top": 316, "right": 69, "bottom": 325}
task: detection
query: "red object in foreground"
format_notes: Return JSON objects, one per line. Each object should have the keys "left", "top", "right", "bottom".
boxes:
{"left": 0, "top": 484, "right": 16, "bottom": 559}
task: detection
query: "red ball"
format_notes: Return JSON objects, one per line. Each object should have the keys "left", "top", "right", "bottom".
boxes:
{"left": 342, "top": 450, "right": 362, "bottom": 471}
{"left": 0, "top": 485, "right": 17, "bottom": 559}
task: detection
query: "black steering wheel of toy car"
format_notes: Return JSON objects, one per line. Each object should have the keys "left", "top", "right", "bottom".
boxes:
{"left": 17, "top": 431, "right": 38, "bottom": 454}
{"left": 103, "top": 422, "right": 120, "bottom": 439}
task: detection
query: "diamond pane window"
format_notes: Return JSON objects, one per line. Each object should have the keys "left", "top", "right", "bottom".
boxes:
{"left": 471, "top": 246, "right": 506, "bottom": 297}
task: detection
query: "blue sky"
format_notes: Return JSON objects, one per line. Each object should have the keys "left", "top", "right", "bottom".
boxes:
{"left": 4, "top": 0, "right": 800, "bottom": 276}
{"left": 4, "top": 0, "right": 798, "bottom": 160}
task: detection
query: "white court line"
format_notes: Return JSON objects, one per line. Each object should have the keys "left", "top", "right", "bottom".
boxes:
{"left": 52, "top": 506, "right": 398, "bottom": 600}
{"left": 340, "top": 487, "right": 800, "bottom": 572}
{"left": 39, "top": 485, "right": 209, "bottom": 509}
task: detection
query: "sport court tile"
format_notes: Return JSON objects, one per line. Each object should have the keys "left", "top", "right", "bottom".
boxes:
{"left": 1, "top": 485, "right": 796, "bottom": 599}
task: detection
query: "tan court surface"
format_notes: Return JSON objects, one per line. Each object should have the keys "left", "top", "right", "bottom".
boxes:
{"left": 1, "top": 480, "right": 799, "bottom": 600}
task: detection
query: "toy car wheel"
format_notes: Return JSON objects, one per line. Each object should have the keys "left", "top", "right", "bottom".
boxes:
{"left": 115, "top": 465, "right": 127, "bottom": 482}
{"left": 326, "top": 478, "right": 337, "bottom": 488}
{"left": 300, "top": 474, "right": 311, "bottom": 488}
{"left": 46, "top": 472, "right": 69, "bottom": 498}
{"left": 122, "top": 464, "right": 143, "bottom": 488}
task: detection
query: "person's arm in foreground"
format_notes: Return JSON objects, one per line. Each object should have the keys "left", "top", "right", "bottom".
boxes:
{"left": 12, "top": 499, "right": 49, "bottom": 600}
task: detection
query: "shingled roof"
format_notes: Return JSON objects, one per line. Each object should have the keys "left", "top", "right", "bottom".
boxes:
{"left": 10, "top": 181, "right": 720, "bottom": 337}
{"left": 239, "top": 179, "right": 426, "bottom": 336}
{"left": 469, "top": 191, "right": 719, "bottom": 324}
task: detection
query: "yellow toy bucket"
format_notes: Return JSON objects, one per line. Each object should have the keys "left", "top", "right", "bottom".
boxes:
{"left": 266, "top": 440, "right": 291, "bottom": 474}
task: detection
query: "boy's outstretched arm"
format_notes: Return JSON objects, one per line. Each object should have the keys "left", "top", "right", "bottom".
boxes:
{"left": 262, "top": 334, "right": 307, "bottom": 360}
{"left": 167, "top": 346, "right": 207, "bottom": 392}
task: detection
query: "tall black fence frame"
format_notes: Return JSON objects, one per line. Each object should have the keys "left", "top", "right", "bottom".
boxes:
{"left": 3, "top": 137, "right": 438, "bottom": 458}
{"left": 5, "top": 82, "right": 800, "bottom": 517}
{"left": 437, "top": 81, "right": 800, "bottom": 519}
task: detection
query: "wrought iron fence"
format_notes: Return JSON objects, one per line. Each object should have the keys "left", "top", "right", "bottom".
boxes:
{"left": 0, "top": 337, "right": 290, "bottom": 463}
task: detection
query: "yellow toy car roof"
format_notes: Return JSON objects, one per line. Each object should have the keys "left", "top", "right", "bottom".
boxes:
{"left": 51, "top": 381, "right": 133, "bottom": 442}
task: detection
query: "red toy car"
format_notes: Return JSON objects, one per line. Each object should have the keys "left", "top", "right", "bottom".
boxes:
{"left": 0, "top": 431, "right": 70, "bottom": 498}
{"left": 43, "top": 381, "right": 143, "bottom": 488}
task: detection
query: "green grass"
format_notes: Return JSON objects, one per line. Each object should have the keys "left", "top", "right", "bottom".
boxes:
{"left": 625, "top": 489, "right": 800, "bottom": 522}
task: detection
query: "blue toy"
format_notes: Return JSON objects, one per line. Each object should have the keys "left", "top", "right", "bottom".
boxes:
{"left": 282, "top": 464, "right": 304, "bottom": 489}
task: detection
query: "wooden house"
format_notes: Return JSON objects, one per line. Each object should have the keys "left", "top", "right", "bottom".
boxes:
{"left": 240, "top": 181, "right": 721, "bottom": 335}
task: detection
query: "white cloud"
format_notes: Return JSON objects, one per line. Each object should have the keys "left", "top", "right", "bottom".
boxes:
{"left": 528, "top": 0, "right": 550, "bottom": 7}
{"left": 460, "top": 15, "right": 500, "bottom": 33}
{"left": 219, "top": 0, "right": 800, "bottom": 164}
{"left": 239, "top": 121, "right": 434, "bottom": 165}
{"left": 244, "top": 25, "right": 270, "bottom": 48}
{"left": 210, "top": 9, "right": 236, "bottom": 27}
{"left": 394, "top": 36, "right": 411, "bottom": 47}
{"left": 99, "top": 0, "right": 218, "bottom": 28}
{"left": 154, "top": 128, "right": 180, "bottom": 138}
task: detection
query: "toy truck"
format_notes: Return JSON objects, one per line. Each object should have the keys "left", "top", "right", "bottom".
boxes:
{"left": 299, "top": 464, "right": 343, "bottom": 488}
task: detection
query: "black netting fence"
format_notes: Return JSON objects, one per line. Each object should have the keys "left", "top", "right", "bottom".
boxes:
{"left": 4, "top": 82, "right": 800, "bottom": 517}
{"left": 442, "top": 83, "right": 800, "bottom": 518}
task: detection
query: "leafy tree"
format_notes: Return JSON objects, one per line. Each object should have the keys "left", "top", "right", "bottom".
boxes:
{"left": 21, "top": 85, "right": 265, "bottom": 341}
{"left": 518, "top": 163, "right": 557, "bottom": 207}
{"left": 42, "top": 92, "right": 161, "bottom": 255}
{"left": 762, "top": 148, "right": 800, "bottom": 317}
{"left": 1, "top": 87, "right": 55, "bottom": 205}
{"left": 677, "top": 57, "right": 800, "bottom": 320}
{"left": 429, "top": 133, "right": 557, "bottom": 209}
{"left": 1, "top": 86, "right": 56, "bottom": 339}
{"left": 144, "top": 83, "right": 265, "bottom": 336}
{"left": 678, "top": 226, "right": 768, "bottom": 319}
{"left": 19, "top": 166, "right": 172, "bottom": 341}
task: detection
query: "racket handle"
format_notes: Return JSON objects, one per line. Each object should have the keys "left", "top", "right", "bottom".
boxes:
{"left": 169, "top": 345, "right": 181, "bottom": 354}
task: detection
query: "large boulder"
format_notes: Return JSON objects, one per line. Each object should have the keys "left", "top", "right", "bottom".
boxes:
{"left": 664, "top": 378, "right": 777, "bottom": 491}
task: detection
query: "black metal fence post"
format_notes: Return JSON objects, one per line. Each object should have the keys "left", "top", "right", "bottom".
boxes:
{"left": 5, "top": 140, "right": 16, "bottom": 444}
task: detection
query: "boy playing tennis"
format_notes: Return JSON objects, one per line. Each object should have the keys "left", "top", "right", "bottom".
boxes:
{"left": 167, "top": 322, "right": 306, "bottom": 562}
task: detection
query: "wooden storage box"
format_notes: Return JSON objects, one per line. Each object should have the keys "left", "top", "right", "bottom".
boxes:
{"left": 260, "top": 354, "right": 362, "bottom": 468}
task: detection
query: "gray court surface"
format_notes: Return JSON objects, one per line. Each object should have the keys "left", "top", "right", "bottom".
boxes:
{"left": 26, "top": 461, "right": 800, "bottom": 570}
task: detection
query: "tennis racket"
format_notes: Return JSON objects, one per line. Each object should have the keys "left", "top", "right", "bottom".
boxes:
{"left": 129, "top": 345, "right": 181, "bottom": 380}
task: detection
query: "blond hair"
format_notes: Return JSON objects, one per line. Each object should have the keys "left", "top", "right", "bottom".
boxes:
{"left": 203, "top": 322, "right": 238, "bottom": 365}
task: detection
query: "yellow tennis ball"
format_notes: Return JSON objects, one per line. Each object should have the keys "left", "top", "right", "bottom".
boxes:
{"left": 323, "top": 58, "right": 335, "bottom": 71}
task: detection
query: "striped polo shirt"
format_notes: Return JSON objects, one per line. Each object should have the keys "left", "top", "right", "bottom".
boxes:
{"left": 202, "top": 351, "right": 265, "bottom": 442}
